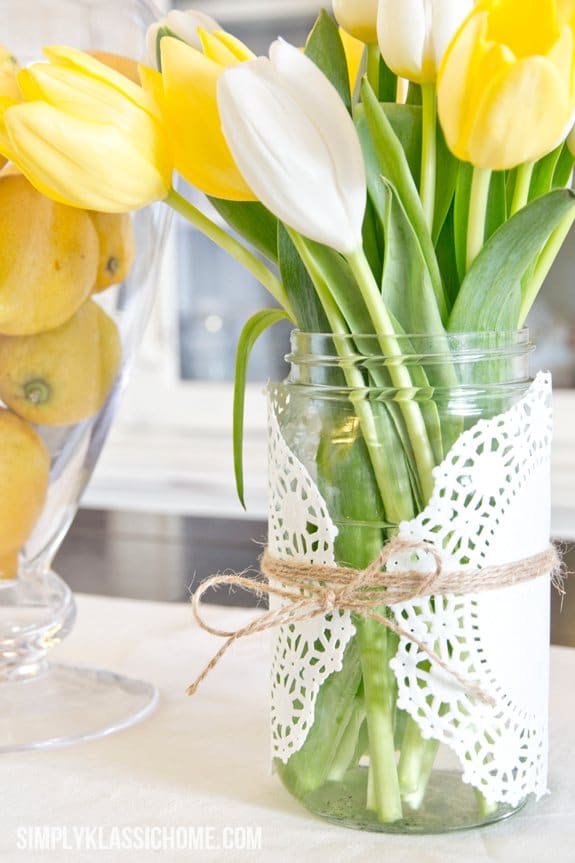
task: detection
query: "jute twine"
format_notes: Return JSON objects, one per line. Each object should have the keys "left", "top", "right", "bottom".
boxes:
{"left": 188, "top": 538, "right": 562, "bottom": 707}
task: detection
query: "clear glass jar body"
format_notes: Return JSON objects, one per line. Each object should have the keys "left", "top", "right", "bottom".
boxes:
{"left": 271, "top": 330, "right": 541, "bottom": 833}
{"left": 0, "top": 0, "right": 167, "bottom": 750}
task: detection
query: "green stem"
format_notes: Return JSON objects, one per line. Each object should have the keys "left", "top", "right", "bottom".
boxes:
{"left": 165, "top": 188, "right": 294, "bottom": 319}
{"left": 420, "top": 82, "right": 437, "bottom": 231}
{"left": 346, "top": 247, "right": 436, "bottom": 502}
{"left": 510, "top": 162, "right": 534, "bottom": 216}
{"left": 366, "top": 44, "right": 380, "bottom": 96}
{"left": 466, "top": 168, "right": 492, "bottom": 271}
{"left": 327, "top": 696, "right": 366, "bottom": 782}
{"left": 518, "top": 210, "right": 575, "bottom": 326}
{"left": 356, "top": 618, "right": 402, "bottom": 823}
{"left": 287, "top": 231, "right": 412, "bottom": 524}
{"left": 398, "top": 718, "right": 440, "bottom": 809}
{"left": 475, "top": 789, "right": 498, "bottom": 819}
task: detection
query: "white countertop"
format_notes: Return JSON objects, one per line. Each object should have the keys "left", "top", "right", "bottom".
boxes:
{"left": 2, "top": 595, "right": 575, "bottom": 862}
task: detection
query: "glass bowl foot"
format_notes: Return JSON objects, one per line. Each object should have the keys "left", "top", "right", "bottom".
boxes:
{"left": 0, "top": 663, "right": 157, "bottom": 752}
{"left": 0, "top": 570, "right": 157, "bottom": 752}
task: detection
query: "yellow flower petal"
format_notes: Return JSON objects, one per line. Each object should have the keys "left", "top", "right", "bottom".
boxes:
{"left": 438, "top": 0, "right": 575, "bottom": 168}
{"left": 42, "top": 46, "right": 155, "bottom": 115}
{"left": 160, "top": 37, "right": 253, "bottom": 200}
{"left": 486, "top": 0, "right": 560, "bottom": 58}
{"left": 3, "top": 102, "right": 170, "bottom": 211}
{"left": 339, "top": 27, "right": 364, "bottom": 92}
{"left": 468, "top": 56, "right": 570, "bottom": 169}
{"left": 213, "top": 30, "right": 255, "bottom": 63}
{"left": 199, "top": 30, "right": 255, "bottom": 66}
{"left": 198, "top": 29, "right": 244, "bottom": 67}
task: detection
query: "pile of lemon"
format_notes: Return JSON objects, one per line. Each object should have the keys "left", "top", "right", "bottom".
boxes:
{"left": 0, "top": 169, "right": 133, "bottom": 579}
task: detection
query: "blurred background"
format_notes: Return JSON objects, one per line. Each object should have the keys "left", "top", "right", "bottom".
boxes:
{"left": 54, "top": 0, "right": 575, "bottom": 644}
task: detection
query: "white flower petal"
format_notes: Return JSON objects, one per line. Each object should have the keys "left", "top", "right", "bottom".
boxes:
{"left": 165, "top": 10, "right": 219, "bottom": 50}
{"left": 218, "top": 51, "right": 365, "bottom": 254}
{"left": 268, "top": 41, "right": 366, "bottom": 248}
{"left": 146, "top": 23, "right": 161, "bottom": 70}
{"left": 430, "top": 0, "right": 475, "bottom": 70}
{"left": 378, "top": 0, "right": 427, "bottom": 80}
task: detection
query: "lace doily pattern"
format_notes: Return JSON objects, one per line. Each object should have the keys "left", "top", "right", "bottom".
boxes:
{"left": 390, "top": 372, "right": 552, "bottom": 805}
{"left": 268, "top": 375, "right": 552, "bottom": 804}
{"left": 268, "top": 393, "right": 354, "bottom": 763}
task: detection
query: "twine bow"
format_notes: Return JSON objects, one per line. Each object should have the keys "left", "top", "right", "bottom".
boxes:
{"left": 188, "top": 538, "right": 561, "bottom": 707}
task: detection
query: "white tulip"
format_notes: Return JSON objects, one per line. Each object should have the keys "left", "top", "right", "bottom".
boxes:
{"left": 146, "top": 10, "right": 219, "bottom": 70}
{"left": 377, "top": 0, "right": 474, "bottom": 84}
{"left": 333, "top": 0, "right": 379, "bottom": 43}
{"left": 217, "top": 40, "right": 366, "bottom": 255}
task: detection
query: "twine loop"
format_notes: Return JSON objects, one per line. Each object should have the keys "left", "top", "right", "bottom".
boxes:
{"left": 188, "top": 538, "right": 562, "bottom": 707}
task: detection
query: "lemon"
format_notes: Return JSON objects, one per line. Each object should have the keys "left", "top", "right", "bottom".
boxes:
{"left": 0, "top": 300, "right": 122, "bottom": 426}
{"left": 90, "top": 211, "right": 135, "bottom": 292}
{"left": 0, "top": 408, "right": 50, "bottom": 577}
{"left": 0, "top": 174, "right": 99, "bottom": 335}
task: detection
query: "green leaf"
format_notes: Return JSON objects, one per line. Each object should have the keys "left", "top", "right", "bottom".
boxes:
{"left": 305, "top": 9, "right": 351, "bottom": 111}
{"left": 209, "top": 199, "right": 278, "bottom": 264}
{"left": 362, "top": 196, "right": 384, "bottom": 283}
{"left": 485, "top": 171, "right": 507, "bottom": 241}
{"left": 406, "top": 83, "right": 422, "bottom": 105}
{"left": 378, "top": 58, "right": 397, "bottom": 103}
{"left": 233, "top": 309, "right": 289, "bottom": 508}
{"left": 290, "top": 234, "right": 373, "bottom": 334}
{"left": 449, "top": 189, "right": 575, "bottom": 332}
{"left": 435, "top": 204, "right": 460, "bottom": 309}
{"left": 433, "top": 124, "right": 459, "bottom": 244}
{"left": 277, "top": 225, "right": 329, "bottom": 332}
{"left": 554, "top": 144, "right": 575, "bottom": 188}
{"left": 453, "top": 162, "right": 473, "bottom": 284}
{"left": 380, "top": 104, "right": 422, "bottom": 184}
{"left": 379, "top": 181, "right": 445, "bottom": 337}
{"left": 530, "top": 146, "right": 562, "bottom": 200}
{"left": 357, "top": 80, "right": 449, "bottom": 323}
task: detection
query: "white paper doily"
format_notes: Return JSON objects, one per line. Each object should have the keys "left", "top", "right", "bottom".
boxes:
{"left": 267, "top": 374, "right": 552, "bottom": 805}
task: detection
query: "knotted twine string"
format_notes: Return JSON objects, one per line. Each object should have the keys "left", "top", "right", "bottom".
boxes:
{"left": 188, "top": 538, "right": 562, "bottom": 707}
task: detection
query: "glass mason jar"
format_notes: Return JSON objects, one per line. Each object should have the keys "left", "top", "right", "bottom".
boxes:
{"left": 0, "top": 0, "right": 168, "bottom": 750}
{"left": 269, "top": 330, "right": 550, "bottom": 833}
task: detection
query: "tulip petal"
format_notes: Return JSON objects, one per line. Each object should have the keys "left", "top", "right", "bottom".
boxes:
{"left": 339, "top": 27, "right": 364, "bottom": 91}
{"left": 19, "top": 65, "right": 152, "bottom": 126}
{"left": 164, "top": 9, "right": 219, "bottom": 50}
{"left": 333, "top": 0, "right": 379, "bottom": 44}
{"left": 431, "top": 0, "right": 475, "bottom": 70}
{"left": 468, "top": 56, "right": 571, "bottom": 169}
{"left": 2, "top": 102, "right": 170, "bottom": 211}
{"left": 208, "top": 31, "right": 255, "bottom": 63}
{"left": 199, "top": 30, "right": 246, "bottom": 67}
{"left": 268, "top": 40, "right": 366, "bottom": 239}
{"left": 42, "top": 46, "right": 154, "bottom": 115}
{"left": 378, "top": 0, "right": 427, "bottom": 81}
{"left": 160, "top": 37, "right": 254, "bottom": 201}
{"left": 487, "top": 0, "right": 560, "bottom": 58}
{"left": 218, "top": 45, "right": 366, "bottom": 254}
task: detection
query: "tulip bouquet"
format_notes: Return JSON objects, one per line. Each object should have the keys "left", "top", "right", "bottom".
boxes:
{"left": 1, "top": 0, "right": 573, "bottom": 829}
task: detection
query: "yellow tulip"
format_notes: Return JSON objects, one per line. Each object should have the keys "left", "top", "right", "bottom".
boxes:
{"left": 0, "top": 47, "right": 19, "bottom": 170}
{"left": 143, "top": 30, "right": 255, "bottom": 201}
{"left": 0, "top": 46, "right": 171, "bottom": 212}
{"left": 339, "top": 27, "right": 364, "bottom": 90}
{"left": 333, "top": 0, "right": 379, "bottom": 44}
{"left": 0, "top": 46, "right": 19, "bottom": 104}
{"left": 437, "top": 0, "right": 575, "bottom": 170}
{"left": 147, "top": 9, "right": 219, "bottom": 69}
